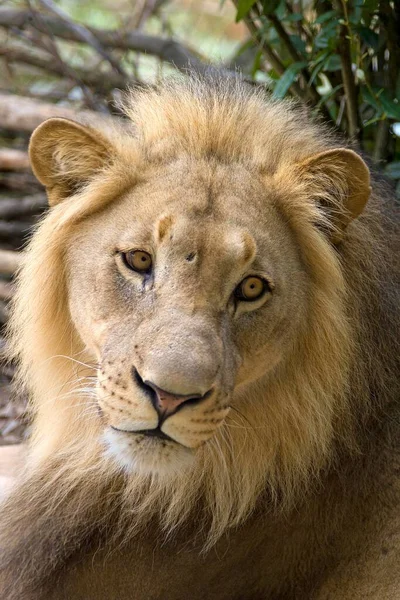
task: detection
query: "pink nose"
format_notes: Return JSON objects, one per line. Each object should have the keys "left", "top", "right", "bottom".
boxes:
{"left": 144, "top": 380, "right": 208, "bottom": 418}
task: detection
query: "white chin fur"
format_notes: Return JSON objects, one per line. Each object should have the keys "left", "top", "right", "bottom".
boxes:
{"left": 102, "top": 428, "right": 195, "bottom": 477}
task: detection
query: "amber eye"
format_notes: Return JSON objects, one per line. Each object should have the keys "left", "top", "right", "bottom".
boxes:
{"left": 123, "top": 250, "right": 152, "bottom": 273}
{"left": 234, "top": 276, "right": 270, "bottom": 302}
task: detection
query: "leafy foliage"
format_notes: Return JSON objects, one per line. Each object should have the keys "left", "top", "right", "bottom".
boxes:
{"left": 232, "top": 0, "right": 400, "bottom": 195}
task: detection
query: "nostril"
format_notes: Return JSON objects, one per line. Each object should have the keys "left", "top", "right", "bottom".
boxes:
{"left": 131, "top": 367, "right": 157, "bottom": 402}
{"left": 132, "top": 367, "right": 144, "bottom": 388}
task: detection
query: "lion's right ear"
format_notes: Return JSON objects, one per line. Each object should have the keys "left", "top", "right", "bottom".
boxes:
{"left": 296, "top": 148, "right": 371, "bottom": 243}
{"left": 29, "top": 118, "right": 111, "bottom": 206}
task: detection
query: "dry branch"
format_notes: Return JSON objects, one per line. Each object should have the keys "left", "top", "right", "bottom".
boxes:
{"left": 0, "top": 301, "right": 9, "bottom": 324}
{"left": 0, "top": 221, "right": 32, "bottom": 240}
{"left": 0, "top": 150, "right": 30, "bottom": 172}
{"left": 0, "top": 8, "right": 209, "bottom": 75}
{"left": 0, "top": 281, "right": 13, "bottom": 302}
{"left": 0, "top": 194, "right": 46, "bottom": 220}
{"left": 38, "top": 0, "right": 128, "bottom": 78}
{"left": 0, "top": 92, "right": 115, "bottom": 132}
{"left": 0, "top": 250, "right": 21, "bottom": 275}
{"left": 0, "top": 172, "right": 41, "bottom": 192}
{"left": 0, "top": 46, "right": 128, "bottom": 93}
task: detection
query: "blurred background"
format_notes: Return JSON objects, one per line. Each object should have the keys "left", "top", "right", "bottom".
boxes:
{"left": 0, "top": 0, "right": 399, "bottom": 445}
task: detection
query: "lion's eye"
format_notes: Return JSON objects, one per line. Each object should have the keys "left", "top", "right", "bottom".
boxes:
{"left": 234, "top": 276, "right": 270, "bottom": 302}
{"left": 122, "top": 250, "right": 152, "bottom": 273}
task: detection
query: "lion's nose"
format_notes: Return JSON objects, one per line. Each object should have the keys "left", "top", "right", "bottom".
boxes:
{"left": 146, "top": 381, "right": 209, "bottom": 417}
{"left": 133, "top": 369, "right": 212, "bottom": 418}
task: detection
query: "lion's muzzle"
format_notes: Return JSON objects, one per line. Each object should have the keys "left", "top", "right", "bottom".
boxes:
{"left": 97, "top": 311, "right": 233, "bottom": 461}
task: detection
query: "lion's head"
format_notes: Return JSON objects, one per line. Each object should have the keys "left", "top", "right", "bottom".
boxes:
{"left": 54, "top": 155, "right": 319, "bottom": 476}
{"left": 9, "top": 77, "right": 373, "bottom": 543}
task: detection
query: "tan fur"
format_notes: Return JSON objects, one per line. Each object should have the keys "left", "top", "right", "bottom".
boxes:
{"left": 0, "top": 76, "right": 398, "bottom": 600}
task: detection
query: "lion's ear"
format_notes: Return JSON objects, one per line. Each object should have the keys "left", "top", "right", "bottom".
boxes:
{"left": 298, "top": 148, "right": 371, "bottom": 243}
{"left": 29, "top": 118, "right": 111, "bottom": 206}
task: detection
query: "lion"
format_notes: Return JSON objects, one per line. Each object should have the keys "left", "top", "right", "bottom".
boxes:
{"left": 0, "top": 75, "right": 398, "bottom": 600}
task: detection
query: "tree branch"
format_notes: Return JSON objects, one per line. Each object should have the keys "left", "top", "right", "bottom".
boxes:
{"left": 18, "top": 6, "right": 105, "bottom": 111}
{"left": 0, "top": 250, "right": 21, "bottom": 275}
{"left": 0, "top": 194, "right": 46, "bottom": 220}
{"left": 0, "top": 281, "right": 14, "bottom": 302}
{"left": 372, "top": 119, "right": 390, "bottom": 164}
{"left": 36, "top": 0, "right": 128, "bottom": 78}
{"left": 0, "top": 220, "right": 33, "bottom": 240}
{"left": 0, "top": 149, "right": 30, "bottom": 172}
{"left": 0, "top": 8, "right": 209, "bottom": 75}
{"left": 0, "top": 45, "right": 129, "bottom": 93}
{"left": 331, "top": 0, "right": 360, "bottom": 139}
{"left": 0, "top": 92, "right": 116, "bottom": 132}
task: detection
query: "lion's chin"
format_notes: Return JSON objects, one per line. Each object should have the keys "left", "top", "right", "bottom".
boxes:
{"left": 102, "top": 428, "right": 195, "bottom": 477}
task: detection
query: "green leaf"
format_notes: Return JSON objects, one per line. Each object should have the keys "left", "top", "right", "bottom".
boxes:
{"left": 272, "top": 62, "right": 307, "bottom": 99}
{"left": 349, "top": 4, "right": 362, "bottom": 25}
{"left": 356, "top": 26, "right": 381, "bottom": 51}
{"left": 309, "top": 60, "right": 327, "bottom": 86}
{"left": 309, "top": 50, "right": 332, "bottom": 86}
{"left": 361, "top": 85, "right": 380, "bottom": 107}
{"left": 314, "top": 18, "right": 340, "bottom": 49}
{"left": 310, "top": 50, "right": 330, "bottom": 66}
{"left": 289, "top": 34, "right": 306, "bottom": 56}
{"left": 261, "top": 0, "right": 280, "bottom": 15}
{"left": 315, "top": 10, "right": 337, "bottom": 24}
{"left": 235, "top": 0, "right": 258, "bottom": 21}
{"left": 282, "top": 13, "right": 303, "bottom": 22}
{"left": 274, "top": 0, "right": 287, "bottom": 20}
{"left": 361, "top": 0, "right": 379, "bottom": 25}
{"left": 319, "top": 17, "right": 340, "bottom": 35}
{"left": 325, "top": 54, "right": 341, "bottom": 71}
{"left": 379, "top": 93, "right": 400, "bottom": 121}
{"left": 363, "top": 87, "right": 400, "bottom": 121}
{"left": 384, "top": 162, "right": 400, "bottom": 180}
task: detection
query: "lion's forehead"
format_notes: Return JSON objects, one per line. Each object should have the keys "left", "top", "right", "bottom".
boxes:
{"left": 106, "top": 161, "right": 285, "bottom": 254}
{"left": 117, "top": 157, "right": 269, "bottom": 224}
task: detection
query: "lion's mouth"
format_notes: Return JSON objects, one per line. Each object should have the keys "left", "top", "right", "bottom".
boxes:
{"left": 110, "top": 425, "right": 176, "bottom": 443}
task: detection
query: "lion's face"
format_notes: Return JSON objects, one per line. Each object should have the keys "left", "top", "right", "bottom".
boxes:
{"left": 67, "top": 157, "right": 308, "bottom": 475}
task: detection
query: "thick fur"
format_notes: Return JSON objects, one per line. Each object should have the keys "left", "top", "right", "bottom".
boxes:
{"left": 0, "top": 76, "right": 399, "bottom": 599}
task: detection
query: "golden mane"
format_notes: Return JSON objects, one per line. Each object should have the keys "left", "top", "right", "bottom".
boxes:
{"left": 1, "top": 75, "right": 398, "bottom": 599}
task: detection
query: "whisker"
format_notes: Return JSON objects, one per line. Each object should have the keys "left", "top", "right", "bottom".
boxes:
{"left": 47, "top": 355, "right": 99, "bottom": 370}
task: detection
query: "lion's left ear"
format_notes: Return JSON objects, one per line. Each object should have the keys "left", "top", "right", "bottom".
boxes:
{"left": 29, "top": 117, "right": 112, "bottom": 206}
{"left": 298, "top": 148, "right": 371, "bottom": 243}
